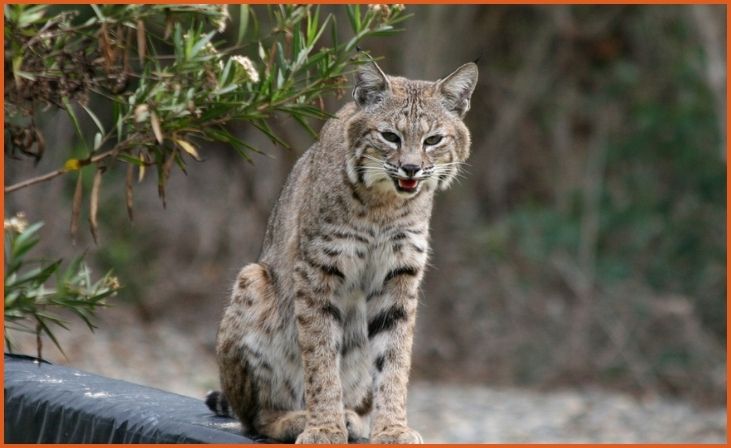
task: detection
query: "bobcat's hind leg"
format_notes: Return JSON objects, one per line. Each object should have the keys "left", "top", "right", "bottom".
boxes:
{"left": 216, "top": 263, "right": 280, "bottom": 434}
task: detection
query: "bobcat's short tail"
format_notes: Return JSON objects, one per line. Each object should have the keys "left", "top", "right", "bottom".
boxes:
{"left": 205, "top": 390, "right": 233, "bottom": 417}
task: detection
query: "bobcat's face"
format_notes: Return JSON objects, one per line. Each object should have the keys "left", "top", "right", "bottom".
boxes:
{"left": 346, "top": 62, "right": 478, "bottom": 197}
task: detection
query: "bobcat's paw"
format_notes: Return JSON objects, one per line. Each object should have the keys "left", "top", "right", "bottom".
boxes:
{"left": 371, "top": 426, "right": 423, "bottom": 444}
{"left": 295, "top": 425, "right": 348, "bottom": 444}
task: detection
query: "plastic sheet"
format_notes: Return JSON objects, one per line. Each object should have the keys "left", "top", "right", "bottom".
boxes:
{"left": 4, "top": 354, "right": 256, "bottom": 443}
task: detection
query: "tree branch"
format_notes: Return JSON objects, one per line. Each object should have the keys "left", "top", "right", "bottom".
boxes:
{"left": 5, "top": 148, "right": 119, "bottom": 194}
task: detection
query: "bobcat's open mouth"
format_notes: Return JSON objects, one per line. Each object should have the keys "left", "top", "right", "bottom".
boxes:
{"left": 395, "top": 178, "right": 419, "bottom": 193}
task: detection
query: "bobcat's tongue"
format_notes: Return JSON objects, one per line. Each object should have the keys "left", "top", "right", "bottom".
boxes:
{"left": 398, "top": 179, "right": 418, "bottom": 191}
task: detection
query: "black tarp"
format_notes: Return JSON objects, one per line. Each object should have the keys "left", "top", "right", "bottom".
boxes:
{"left": 4, "top": 354, "right": 257, "bottom": 443}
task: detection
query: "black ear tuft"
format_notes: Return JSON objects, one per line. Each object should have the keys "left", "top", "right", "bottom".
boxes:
{"left": 436, "top": 62, "right": 479, "bottom": 118}
{"left": 352, "top": 61, "right": 391, "bottom": 107}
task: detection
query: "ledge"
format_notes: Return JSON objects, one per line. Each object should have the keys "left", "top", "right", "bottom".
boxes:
{"left": 4, "top": 354, "right": 257, "bottom": 443}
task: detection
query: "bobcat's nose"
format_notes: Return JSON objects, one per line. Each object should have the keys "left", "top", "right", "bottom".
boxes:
{"left": 400, "top": 164, "right": 421, "bottom": 178}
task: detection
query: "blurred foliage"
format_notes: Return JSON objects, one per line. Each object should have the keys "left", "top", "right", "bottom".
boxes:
{"left": 456, "top": 6, "right": 725, "bottom": 403}
{"left": 4, "top": 213, "right": 120, "bottom": 358}
{"left": 4, "top": 4, "right": 409, "bottom": 239}
{"left": 4, "top": 2, "right": 408, "bottom": 357}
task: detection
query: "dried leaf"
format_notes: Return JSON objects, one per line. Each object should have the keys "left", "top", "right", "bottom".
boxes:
{"left": 33, "top": 128, "right": 45, "bottom": 161}
{"left": 159, "top": 148, "right": 176, "bottom": 208}
{"left": 164, "top": 14, "right": 174, "bottom": 40}
{"left": 174, "top": 138, "right": 201, "bottom": 161}
{"left": 136, "top": 19, "right": 146, "bottom": 62}
{"left": 150, "top": 110, "right": 163, "bottom": 144}
{"left": 134, "top": 104, "right": 149, "bottom": 123}
{"left": 137, "top": 151, "right": 149, "bottom": 183}
{"left": 124, "top": 27, "right": 132, "bottom": 74}
{"left": 89, "top": 166, "right": 104, "bottom": 244}
{"left": 126, "top": 163, "right": 134, "bottom": 222}
{"left": 70, "top": 172, "right": 83, "bottom": 244}
{"left": 99, "top": 22, "right": 112, "bottom": 71}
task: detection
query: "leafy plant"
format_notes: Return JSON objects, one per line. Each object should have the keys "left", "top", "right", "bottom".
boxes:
{"left": 5, "top": 4, "right": 410, "bottom": 240}
{"left": 4, "top": 213, "right": 121, "bottom": 358}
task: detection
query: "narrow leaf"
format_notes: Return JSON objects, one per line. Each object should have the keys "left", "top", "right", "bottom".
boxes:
{"left": 62, "top": 97, "right": 89, "bottom": 153}
{"left": 237, "top": 5, "right": 249, "bottom": 45}
{"left": 158, "top": 148, "right": 176, "bottom": 208}
{"left": 35, "top": 316, "right": 66, "bottom": 359}
{"left": 125, "top": 163, "right": 134, "bottom": 222}
{"left": 191, "top": 31, "right": 216, "bottom": 57}
{"left": 150, "top": 110, "right": 163, "bottom": 143}
{"left": 136, "top": 19, "right": 146, "bottom": 62}
{"left": 174, "top": 138, "right": 201, "bottom": 161}
{"left": 117, "top": 153, "right": 145, "bottom": 166}
{"left": 88, "top": 166, "right": 103, "bottom": 244}
{"left": 70, "top": 172, "right": 83, "bottom": 243}
{"left": 80, "top": 103, "right": 105, "bottom": 136}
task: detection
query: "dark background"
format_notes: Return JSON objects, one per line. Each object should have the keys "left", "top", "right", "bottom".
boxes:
{"left": 5, "top": 5, "right": 726, "bottom": 407}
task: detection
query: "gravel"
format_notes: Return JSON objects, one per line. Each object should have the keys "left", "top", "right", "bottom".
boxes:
{"left": 407, "top": 383, "right": 726, "bottom": 443}
{"left": 8, "top": 307, "right": 726, "bottom": 443}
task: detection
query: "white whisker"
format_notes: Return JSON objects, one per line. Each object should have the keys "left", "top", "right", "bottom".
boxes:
{"left": 361, "top": 154, "right": 385, "bottom": 163}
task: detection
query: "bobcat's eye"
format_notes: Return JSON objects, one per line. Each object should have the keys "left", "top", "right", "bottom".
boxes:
{"left": 381, "top": 132, "right": 401, "bottom": 144}
{"left": 424, "top": 135, "right": 443, "bottom": 146}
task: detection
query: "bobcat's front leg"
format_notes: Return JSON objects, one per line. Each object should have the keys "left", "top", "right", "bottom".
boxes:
{"left": 368, "top": 266, "right": 424, "bottom": 444}
{"left": 293, "top": 259, "right": 347, "bottom": 444}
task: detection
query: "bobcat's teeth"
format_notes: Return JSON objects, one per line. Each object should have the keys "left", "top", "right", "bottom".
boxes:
{"left": 398, "top": 179, "right": 418, "bottom": 191}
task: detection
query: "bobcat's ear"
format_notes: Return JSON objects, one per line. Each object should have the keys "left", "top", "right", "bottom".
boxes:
{"left": 353, "top": 62, "right": 391, "bottom": 107}
{"left": 436, "top": 62, "right": 478, "bottom": 118}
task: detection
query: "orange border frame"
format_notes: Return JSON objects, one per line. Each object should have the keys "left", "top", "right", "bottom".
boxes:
{"left": 1, "top": 1, "right": 728, "bottom": 447}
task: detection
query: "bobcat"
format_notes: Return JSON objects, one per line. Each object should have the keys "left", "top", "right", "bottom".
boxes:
{"left": 207, "top": 60, "right": 478, "bottom": 443}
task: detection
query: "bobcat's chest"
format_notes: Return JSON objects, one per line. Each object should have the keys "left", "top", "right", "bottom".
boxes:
{"left": 333, "top": 224, "right": 428, "bottom": 298}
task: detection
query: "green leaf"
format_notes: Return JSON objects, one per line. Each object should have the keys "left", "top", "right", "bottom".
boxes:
{"left": 291, "top": 113, "right": 318, "bottom": 139}
{"left": 35, "top": 260, "right": 63, "bottom": 285}
{"left": 346, "top": 5, "right": 358, "bottom": 32}
{"left": 253, "top": 120, "right": 289, "bottom": 148}
{"left": 330, "top": 14, "right": 339, "bottom": 49}
{"left": 18, "top": 5, "right": 46, "bottom": 28}
{"left": 214, "top": 84, "right": 238, "bottom": 96}
{"left": 61, "top": 255, "right": 84, "bottom": 286}
{"left": 191, "top": 31, "right": 216, "bottom": 58}
{"left": 310, "top": 14, "right": 329, "bottom": 47}
{"left": 117, "top": 153, "right": 146, "bottom": 166}
{"left": 34, "top": 314, "right": 67, "bottom": 358}
{"left": 11, "top": 222, "right": 43, "bottom": 260}
{"left": 219, "top": 57, "right": 233, "bottom": 85}
{"left": 89, "top": 4, "right": 104, "bottom": 21}
{"left": 81, "top": 103, "right": 106, "bottom": 136}
{"left": 237, "top": 5, "right": 249, "bottom": 45}
{"left": 7, "top": 260, "right": 61, "bottom": 289}
{"left": 173, "top": 23, "right": 183, "bottom": 63}
{"left": 62, "top": 97, "right": 89, "bottom": 154}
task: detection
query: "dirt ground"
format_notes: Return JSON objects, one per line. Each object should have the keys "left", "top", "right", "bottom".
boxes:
{"left": 7, "top": 304, "right": 726, "bottom": 443}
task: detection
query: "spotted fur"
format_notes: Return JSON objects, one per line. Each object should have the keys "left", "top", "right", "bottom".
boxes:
{"left": 211, "top": 61, "right": 478, "bottom": 443}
